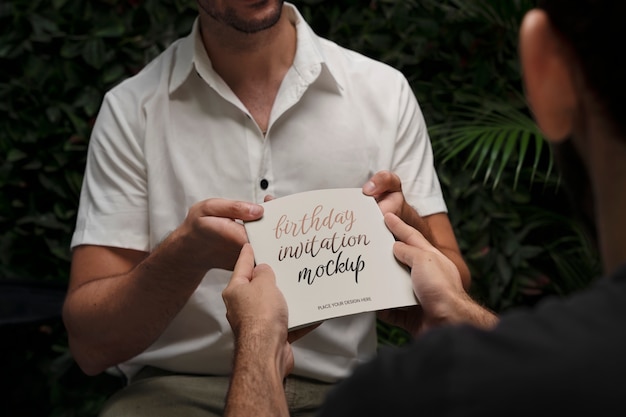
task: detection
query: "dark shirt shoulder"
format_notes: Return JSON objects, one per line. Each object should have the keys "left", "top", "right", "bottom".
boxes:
{"left": 317, "top": 264, "right": 626, "bottom": 417}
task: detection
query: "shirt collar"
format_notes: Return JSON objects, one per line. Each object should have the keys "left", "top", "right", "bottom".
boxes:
{"left": 168, "top": 18, "right": 197, "bottom": 94}
{"left": 286, "top": 3, "right": 343, "bottom": 92}
{"left": 168, "top": 2, "right": 343, "bottom": 95}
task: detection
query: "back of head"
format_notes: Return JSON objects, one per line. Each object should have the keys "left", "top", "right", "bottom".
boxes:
{"left": 538, "top": 0, "right": 626, "bottom": 137}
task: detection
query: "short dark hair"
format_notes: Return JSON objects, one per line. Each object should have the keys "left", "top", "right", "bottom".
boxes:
{"left": 538, "top": 0, "right": 626, "bottom": 135}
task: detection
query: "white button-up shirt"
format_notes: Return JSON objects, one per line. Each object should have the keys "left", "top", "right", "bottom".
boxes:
{"left": 71, "top": 3, "right": 447, "bottom": 382}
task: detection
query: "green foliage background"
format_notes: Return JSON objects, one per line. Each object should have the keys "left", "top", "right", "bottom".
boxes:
{"left": 1, "top": 0, "right": 599, "bottom": 415}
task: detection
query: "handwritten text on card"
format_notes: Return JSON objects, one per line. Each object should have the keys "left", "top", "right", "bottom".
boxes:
{"left": 272, "top": 204, "right": 370, "bottom": 285}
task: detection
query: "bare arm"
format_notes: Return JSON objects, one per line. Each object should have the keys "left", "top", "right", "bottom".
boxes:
{"left": 222, "top": 244, "right": 292, "bottom": 417}
{"left": 63, "top": 199, "right": 264, "bottom": 375}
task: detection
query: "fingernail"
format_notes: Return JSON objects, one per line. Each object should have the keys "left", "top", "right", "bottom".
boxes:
{"left": 249, "top": 204, "right": 263, "bottom": 216}
{"left": 363, "top": 181, "right": 376, "bottom": 194}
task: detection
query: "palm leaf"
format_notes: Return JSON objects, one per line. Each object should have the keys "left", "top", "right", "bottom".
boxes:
{"left": 430, "top": 100, "right": 555, "bottom": 190}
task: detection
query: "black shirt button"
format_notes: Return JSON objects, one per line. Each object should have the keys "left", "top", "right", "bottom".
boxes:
{"left": 260, "top": 179, "right": 269, "bottom": 190}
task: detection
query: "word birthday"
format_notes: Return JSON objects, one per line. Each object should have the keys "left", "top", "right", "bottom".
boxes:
{"left": 277, "top": 232, "right": 370, "bottom": 261}
{"left": 274, "top": 204, "right": 356, "bottom": 239}
{"left": 298, "top": 251, "right": 365, "bottom": 285}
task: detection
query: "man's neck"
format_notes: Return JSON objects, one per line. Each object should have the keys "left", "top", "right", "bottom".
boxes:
{"left": 589, "top": 130, "right": 626, "bottom": 276}
{"left": 198, "top": 8, "right": 297, "bottom": 91}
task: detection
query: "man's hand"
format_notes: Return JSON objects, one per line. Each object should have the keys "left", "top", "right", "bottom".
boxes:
{"left": 223, "top": 244, "right": 319, "bottom": 417}
{"left": 173, "top": 198, "right": 264, "bottom": 271}
{"left": 385, "top": 213, "right": 498, "bottom": 333}
{"left": 362, "top": 170, "right": 411, "bottom": 219}
{"left": 223, "top": 244, "right": 294, "bottom": 376}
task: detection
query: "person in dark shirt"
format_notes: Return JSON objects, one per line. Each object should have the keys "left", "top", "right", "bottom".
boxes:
{"left": 220, "top": 0, "right": 626, "bottom": 415}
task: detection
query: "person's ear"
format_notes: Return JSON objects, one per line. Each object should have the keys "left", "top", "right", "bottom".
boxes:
{"left": 519, "top": 9, "right": 577, "bottom": 142}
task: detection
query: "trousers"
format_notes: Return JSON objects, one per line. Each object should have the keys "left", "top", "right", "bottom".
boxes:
{"left": 99, "top": 366, "right": 335, "bottom": 417}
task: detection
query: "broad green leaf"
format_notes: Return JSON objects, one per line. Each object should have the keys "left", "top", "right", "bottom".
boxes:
{"left": 6, "top": 148, "right": 27, "bottom": 162}
{"left": 82, "top": 37, "right": 106, "bottom": 69}
{"left": 94, "top": 21, "right": 126, "bottom": 38}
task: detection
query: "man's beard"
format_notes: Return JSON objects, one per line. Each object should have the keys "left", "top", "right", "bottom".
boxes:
{"left": 552, "top": 139, "right": 598, "bottom": 249}
{"left": 198, "top": 1, "right": 284, "bottom": 34}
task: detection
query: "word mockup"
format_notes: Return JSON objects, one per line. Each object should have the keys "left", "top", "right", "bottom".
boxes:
{"left": 244, "top": 188, "right": 417, "bottom": 329}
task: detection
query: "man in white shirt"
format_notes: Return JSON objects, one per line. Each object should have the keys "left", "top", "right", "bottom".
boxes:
{"left": 63, "top": 1, "right": 468, "bottom": 415}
